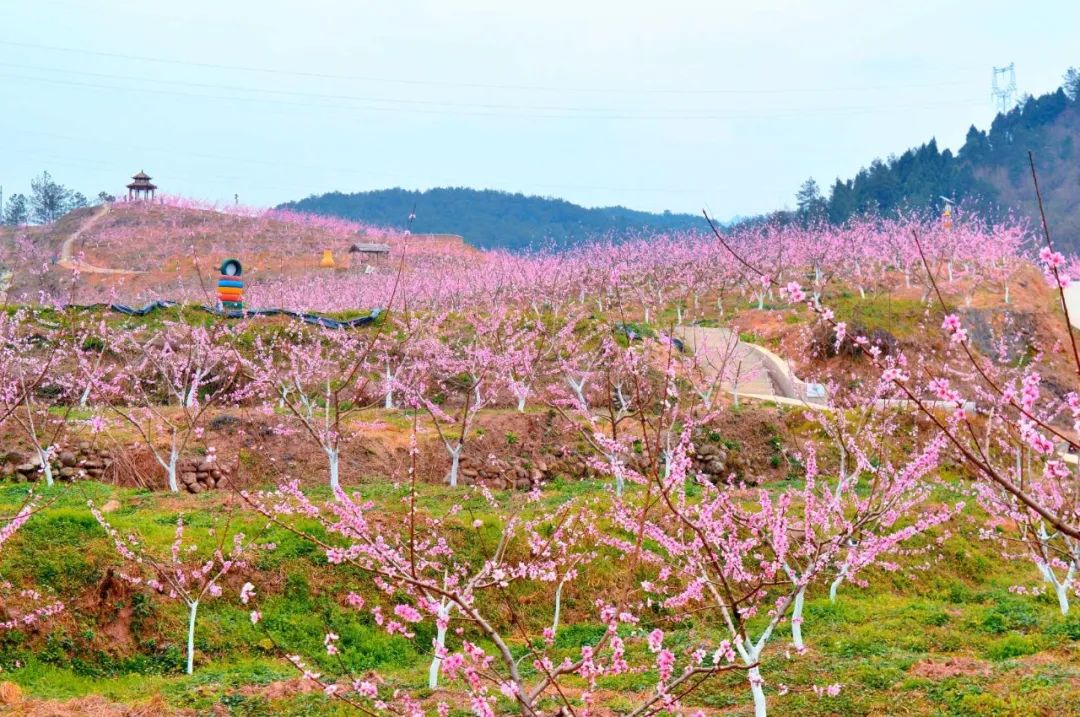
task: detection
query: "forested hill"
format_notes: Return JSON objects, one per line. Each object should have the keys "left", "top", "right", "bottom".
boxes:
{"left": 810, "top": 69, "right": 1080, "bottom": 247}
{"left": 277, "top": 188, "right": 705, "bottom": 250}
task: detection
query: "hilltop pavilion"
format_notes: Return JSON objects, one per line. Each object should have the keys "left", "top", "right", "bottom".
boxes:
{"left": 126, "top": 171, "right": 157, "bottom": 201}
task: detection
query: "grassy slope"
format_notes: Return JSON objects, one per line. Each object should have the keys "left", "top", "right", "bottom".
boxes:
{"left": 2, "top": 466, "right": 1078, "bottom": 716}
{"left": 1, "top": 269, "right": 1078, "bottom": 715}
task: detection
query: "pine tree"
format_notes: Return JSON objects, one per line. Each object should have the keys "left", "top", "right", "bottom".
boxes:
{"left": 2, "top": 193, "right": 29, "bottom": 226}
{"left": 29, "top": 171, "right": 72, "bottom": 224}
{"left": 1062, "top": 67, "right": 1079, "bottom": 102}
{"left": 795, "top": 177, "right": 826, "bottom": 218}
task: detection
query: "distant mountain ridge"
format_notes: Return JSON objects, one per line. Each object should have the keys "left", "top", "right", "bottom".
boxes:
{"left": 805, "top": 69, "right": 1080, "bottom": 248}
{"left": 277, "top": 187, "right": 706, "bottom": 250}
{"left": 281, "top": 69, "right": 1080, "bottom": 252}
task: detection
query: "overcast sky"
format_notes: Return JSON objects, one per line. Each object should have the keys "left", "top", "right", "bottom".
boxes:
{"left": 2, "top": 1, "right": 1077, "bottom": 220}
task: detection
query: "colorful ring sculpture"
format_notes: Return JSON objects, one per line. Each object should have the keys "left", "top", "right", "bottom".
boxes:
{"left": 218, "top": 259, "right": 244, "bottom": 311}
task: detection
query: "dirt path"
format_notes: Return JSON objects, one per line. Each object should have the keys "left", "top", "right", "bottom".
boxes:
{"left": 58, "top": 204, "right": 143, "bottom": 275}
{"left": 0, "top": 268, "right": 12, "bottom": 304}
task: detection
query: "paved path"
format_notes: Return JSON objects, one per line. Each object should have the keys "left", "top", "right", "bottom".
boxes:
{"left": 1063, "top": 282, "right": 1080, "bottom": 330}
{"left": 674, "top": 325, "right": 828, "bottom": 405}
{"left": 675, "top": 325, "right": 776, "bottom": 395}
{"left": 58, "top": 205, "right": 143, "bottom": 275}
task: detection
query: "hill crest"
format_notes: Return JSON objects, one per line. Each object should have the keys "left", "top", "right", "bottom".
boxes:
{"left": 277, "top": 187, "right": 707, "bottom": 251}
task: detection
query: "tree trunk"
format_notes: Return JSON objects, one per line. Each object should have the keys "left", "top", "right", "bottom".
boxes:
{"left": 566, "top": 377, "right": 587, "bottom": 408}
{"left": 1055, "top": 583, "right": 1070, "bottom": 616}
{"left": 186, "top": 600, "right": 199, "bottom": 675}
{"left": 610, "top": 453, "right": 624, "bottom": 497}
{"left": 167, "top": 449, "right": 179, "bottom": 493}
{"left": 747, "top": 664, "right": 767, "bottom": 717}
{"left": 447, "top": 444, "right": 462, "bottom": 487}
{"left": 1038, "top": 562, "right": 1071, "bottom": 616}
{"left": 41, "top": 455, "right": 54, "bottom": 487}
{"left": 384, "top": 364, "right": 394, "bottom": 409}
{"left": 791, "top": 587, "right": 806, "bottom": 650}
{"left": 428, "top": 602, "right": 451, "bottom": 688}
{"left": 327, "top": 446, "right": 340, "bottom": 492}
{"left": 829, "top": 568, "right": 847, "bottom": 603}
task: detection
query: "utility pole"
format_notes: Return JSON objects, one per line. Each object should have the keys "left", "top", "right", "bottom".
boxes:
{"left": 992, "top": 63, "right": 1017, "bottom": 114}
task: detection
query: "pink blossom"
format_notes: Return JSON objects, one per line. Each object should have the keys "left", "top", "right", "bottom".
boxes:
{"left": 647, "top": 628, "right": 664, "bottom": 653}
{"left": 781, "top": 282, "right": 806, "bottom": 303}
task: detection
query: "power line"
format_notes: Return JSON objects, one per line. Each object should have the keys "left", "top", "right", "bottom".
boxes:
{"left": 0, "top": 60, "right": 881, "bottom": 115}
{"left": 0, "top": 38, "right": 978, "bottom": 97}
{"left": 0, "top": 70, "right": 986, "bottom": 122}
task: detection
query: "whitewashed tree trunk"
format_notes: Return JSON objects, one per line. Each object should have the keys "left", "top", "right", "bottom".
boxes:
{"left": 446, "top": 443, "right": 462, "bottom": 487}
{"left": 428, "top": 601, "right": 451, "bottom": 688}
{"left": 566, "top": 376, "right": 587, "bottom": 408}
{"left": 186, "top": 600, "right": 199, "bottom": 674}
{"left": 747, "top": 662, "right": 767, "bottom": 717}
{"left": 326, "top": 446, "right": 340, "bottom": 492}
{"left": 829, "top": 561, "right": 850, "bottom": 603}
{"left": 605, "top": 452, "right": 624, "bottom": 497}
{"left": 384, "top": 364, "right": 394, "bottom": 409}
{"left": 791, "top": 587, "right": 806, "bottom": 650}
{"left": 156, "top": 446, "right": 180, "bottom": 493}
{"left": 39, "top": 451, "right": 54, "bottom": 487}
{"left": 1036, "top": 562, "right": 1071, "bottom": 615}
{"left": 696, "top": 389, "right": 715, "bottom": 411}
{"left": 169, "top": 446, "right": 179, "bottom": 492}
{"left": 551, "top": 576, "right": 569, "bottom": 634}
{"left": 1055, "top": 582, "right": 1070, "bottom": 616}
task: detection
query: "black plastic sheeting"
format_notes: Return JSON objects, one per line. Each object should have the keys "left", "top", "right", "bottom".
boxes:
{"left": 66, "top": 301, "right": 383, "bottom": 329}
{"left": 613, "top": 322, "right": 685, "bottom": 353}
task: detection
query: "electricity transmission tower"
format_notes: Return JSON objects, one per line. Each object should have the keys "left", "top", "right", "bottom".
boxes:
{"left": 991, "top": 63, "right": 1017, "bottom": 113}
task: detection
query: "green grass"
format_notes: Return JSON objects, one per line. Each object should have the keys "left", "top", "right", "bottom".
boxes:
{"left": 824, "top": 292, "right": 929, "bottom": 338}
{"left": 1, "top": 477, "right": 1078, "bottom": 715}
